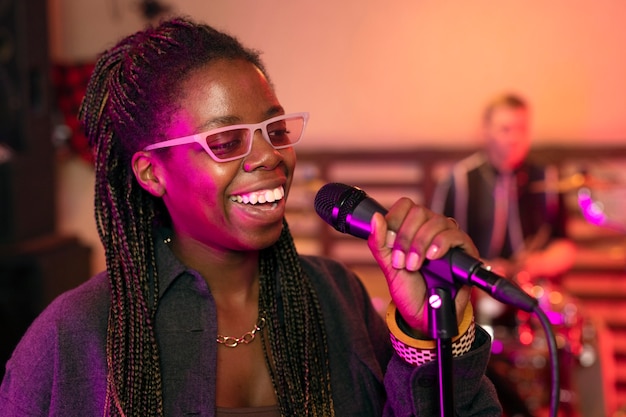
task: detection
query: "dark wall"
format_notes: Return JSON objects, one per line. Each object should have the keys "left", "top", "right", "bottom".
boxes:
{"left": 0, "top": 0, "right": 92, "bottom": 381}
{"left": 0, "top": 0, "right": 56, "bottom": 243}
{"left": 0, "top": 236, "right": 92, "bottom": 380}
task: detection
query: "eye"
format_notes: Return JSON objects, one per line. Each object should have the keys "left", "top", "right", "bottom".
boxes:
{"left": 267, "top": 120, "right": 292, "bottom": 146}
{"left": 206, "top": 128, "right": 249, "bottom": 157}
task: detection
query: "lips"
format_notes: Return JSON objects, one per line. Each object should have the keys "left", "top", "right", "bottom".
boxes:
{"left": 230, "top": 186, "right": 285, "bottom": 205}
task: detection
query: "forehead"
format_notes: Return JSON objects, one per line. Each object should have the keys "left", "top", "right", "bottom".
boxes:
{"left": 168, "top": 59, "right": 279, "bottom": 136}
{"left": 181, "top": 59, "right": 276, "bottom": 109}
{"left": 488, "top": 106, "right": 528, "bottom": 126}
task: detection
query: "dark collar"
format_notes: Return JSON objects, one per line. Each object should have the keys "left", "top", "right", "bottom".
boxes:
{"left": 154, "top": 228, "right": 189, "bottom": 300}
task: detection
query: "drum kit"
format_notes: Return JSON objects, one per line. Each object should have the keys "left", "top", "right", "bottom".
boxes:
{"left": 478, "top": 277, "right": 593, "bottom": 416}
{"left": 478, "top": 164, "right": 626, "bottom": 417}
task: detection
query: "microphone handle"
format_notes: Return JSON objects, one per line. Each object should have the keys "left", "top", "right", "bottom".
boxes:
{"left": 345, "top": 197, "right": 387, "bottom": 239}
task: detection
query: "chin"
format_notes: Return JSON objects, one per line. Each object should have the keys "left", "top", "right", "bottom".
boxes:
{"left": 256, "top": 221, "right": 285, "bottom": 249}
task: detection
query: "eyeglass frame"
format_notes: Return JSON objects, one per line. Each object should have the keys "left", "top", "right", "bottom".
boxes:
{"left": 143, "top": 112, "right": 309, "bottom": 162}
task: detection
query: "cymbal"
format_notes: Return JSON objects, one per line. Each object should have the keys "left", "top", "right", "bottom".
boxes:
{"left": 529, "top": 173, "right": 626, "bottom": 193}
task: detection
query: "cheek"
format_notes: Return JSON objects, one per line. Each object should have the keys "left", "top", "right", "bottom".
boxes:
{"left": 490, "top": 139, "right": 509, "bottom": 157}
{"left": 163, "top": 150, "right": 231, "bottom": 199}
{"left": 283, "top": 150, "right": 297, "bottom": 191}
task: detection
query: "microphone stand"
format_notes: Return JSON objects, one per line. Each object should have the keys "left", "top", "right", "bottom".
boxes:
{"left": 423, "top": 276, "right": 461, "bottom": 417}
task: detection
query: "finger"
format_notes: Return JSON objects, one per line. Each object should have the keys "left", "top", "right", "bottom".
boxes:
{"left": 370, "top": 201, "right": 416, "bottom": 270}
{"left": 421, "top": 216, "right": 479, "bottom": 260}
{"left": 369, "top": 212, "right": 396, "bottom": 273}
{"left": 446, "top": 216, "right": 460, "bottom": 230}
{"left": 369, "top": 212, "right": 389, "bottom": 251}
{"left": 390, "top": 211, "right": 454, "bottom": 271}
{"left": 382, "top": 199, "right": 430, "bottom": 271}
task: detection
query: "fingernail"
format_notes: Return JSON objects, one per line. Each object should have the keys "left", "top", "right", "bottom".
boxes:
{"left": 392, "top": 250, "right": 405, "bottom": 269}
{"left": 407, "top": 251, "right": 420, "bottom": 271}
{"left": 385, "top": 230, "right": 396, "bottom": 249}
{"left": 426, "top": 245, "right": 439, "bottom": 259}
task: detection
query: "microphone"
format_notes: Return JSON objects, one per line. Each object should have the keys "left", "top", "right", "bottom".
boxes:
{"left": 314, "top": 182, "right": 538, "bottom": 312}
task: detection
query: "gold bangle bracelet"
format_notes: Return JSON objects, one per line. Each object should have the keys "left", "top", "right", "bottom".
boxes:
{"left": 386, "top": 302, "right": 475, "bottom": 366}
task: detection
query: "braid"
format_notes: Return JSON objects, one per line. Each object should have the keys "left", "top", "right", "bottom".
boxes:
{"left": 82, "top": 86, "right": 163, "bottom": 417}
{"left": 259, "top": 221, "right": 334, "bottom": 416}
{"left": 80, "top": 24, "right": 178, "bottom": 417}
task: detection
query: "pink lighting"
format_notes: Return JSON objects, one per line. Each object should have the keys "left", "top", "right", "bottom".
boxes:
{"left": 577, "top": 187, "right": 607, "bottom": 226}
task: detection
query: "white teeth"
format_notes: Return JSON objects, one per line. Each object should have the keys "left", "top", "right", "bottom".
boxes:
{"left": 231, "top": 186, "right": 285, "bottom": 205}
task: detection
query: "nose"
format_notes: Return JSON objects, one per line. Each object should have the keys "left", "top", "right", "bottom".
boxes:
{"left": 243, "top": 128, "right": 282, "bottom": 171}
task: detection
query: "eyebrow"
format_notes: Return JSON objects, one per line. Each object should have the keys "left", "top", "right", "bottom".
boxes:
{"left": 196, "top": 105, "right": 286, "bottom": 132}
{"left": 265, "top": 105, "right": 285, "bottom": 119}
{"left": 197, "top": 115, "right": 241, "bottom": 132}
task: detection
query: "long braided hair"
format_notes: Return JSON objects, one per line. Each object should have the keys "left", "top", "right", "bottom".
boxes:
{"left": 79, "top": 17, "right": 333, "bottom": 416}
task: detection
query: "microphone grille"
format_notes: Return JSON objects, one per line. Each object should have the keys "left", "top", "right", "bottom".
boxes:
{"left": 314, "top": 183, "right": 366, "bottom": 232}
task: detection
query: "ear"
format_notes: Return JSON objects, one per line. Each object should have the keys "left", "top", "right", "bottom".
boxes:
{"left": 132, "top": 151, "right": 166, "bottom": 197}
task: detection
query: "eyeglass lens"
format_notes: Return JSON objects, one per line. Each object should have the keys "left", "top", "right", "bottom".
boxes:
{"left": 206, "top": 115, "right": 305, "bottom": 161}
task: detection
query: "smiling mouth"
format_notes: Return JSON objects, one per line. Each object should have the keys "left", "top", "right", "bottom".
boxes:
{"left": 230, "top": 186, "right": 285, "bottom": 205}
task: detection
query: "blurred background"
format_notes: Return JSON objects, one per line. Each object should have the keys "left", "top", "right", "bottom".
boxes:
{"left": 2, "top": 1, "right": 626, "bottom": 416}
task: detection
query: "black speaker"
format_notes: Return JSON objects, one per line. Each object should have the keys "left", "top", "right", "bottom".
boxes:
{"left": 0, "top": 235, "right": 92, "bottom": 380}
{"left": 0, "top": 0, "right": 55, "bottom": 243}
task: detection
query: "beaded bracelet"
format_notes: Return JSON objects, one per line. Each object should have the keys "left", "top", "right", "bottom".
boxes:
{"left": 386, "top": 302, "right": 475, "bottom": 366}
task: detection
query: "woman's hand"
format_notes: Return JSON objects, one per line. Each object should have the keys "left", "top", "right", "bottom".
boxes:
{"left": 368, "top": 198, "right": 479, "bottom": 334}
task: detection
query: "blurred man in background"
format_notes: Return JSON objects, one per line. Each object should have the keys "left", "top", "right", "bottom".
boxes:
{"left": 431, "top": 93, "right": 577, "bottom": 416}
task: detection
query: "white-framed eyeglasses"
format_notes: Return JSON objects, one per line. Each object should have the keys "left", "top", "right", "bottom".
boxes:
{"left": 143, "top": 112, "right": 309, "bottom": 162}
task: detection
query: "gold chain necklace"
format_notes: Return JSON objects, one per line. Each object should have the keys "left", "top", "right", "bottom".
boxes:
{"left": 216, "top": 316, "right": 266, "bottom": 348}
